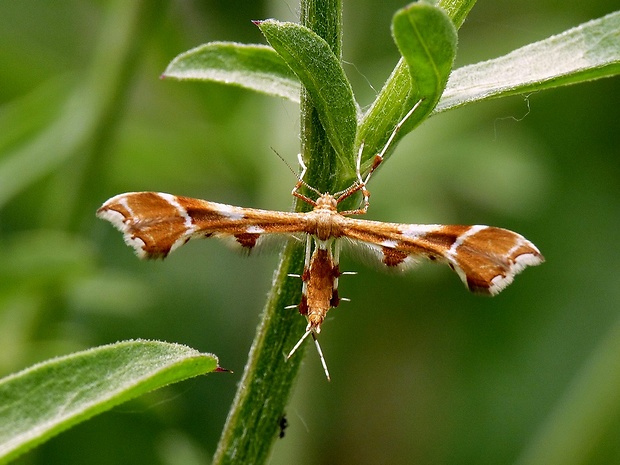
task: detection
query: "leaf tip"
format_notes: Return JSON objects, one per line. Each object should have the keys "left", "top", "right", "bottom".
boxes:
{"left": 215, "top": 366, "right": 234, "bottom": 374}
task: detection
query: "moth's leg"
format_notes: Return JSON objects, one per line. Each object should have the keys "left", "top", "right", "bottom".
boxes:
{"left": 291, "top": 153, "right": 319, "bottom": 206}
{"left": 301, "top": 234, "right": 312, "bottom": 294}
{"left": 330, "top": 240, "right": 341, "bottom": 308}
{"left": 366, "top": 98, "right": 425, "bottom": 184}
{"left": 340, "top": 99, "right": 425, "bottom": 216}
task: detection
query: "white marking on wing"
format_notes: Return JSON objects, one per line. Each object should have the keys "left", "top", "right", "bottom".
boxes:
{"left": 485, "top": 238, "right": 543, "bottom": 295}
{"left": 213, "top": 202, "right": 245, "bottom": 220}
{"left": 488, "top": 274, "right": 513, "bottom": 295}
{"left": 441, "top": 225, "right": 488, "bottom": 288}
{"left": 449, "top": 262, "right": 468, "bottom": 288}
{"left": 246, "top": 225, "right": 265, "bottom": 234}
{"left": 508, "top": 237, "right": 543, "bottom": 268}
{"left": 119, "top": 196, "right": 135, "bottom": 219}
{"left": 96, "top": 208, "right": 127, "bottom": 231}
{"left": 514, "top": 251, "right": 543, "bottom": 268}
{"left": 392, "top": 254, "right": 420, "bottom": 271}
{"left": 125, "top": 236, "right": 148, "bottom": 259}
{"left": 157, "top": 193, "right": 194, "bottom": 230}
{"left": 343, "top": 239, "right": 422, "bottom": 272}
{"left": 157, "top": 192, "right": 197, "bottom": 253}
{"left": 399, "top": 224, "right": 442, "bottom": 239}
{"left": 446, "top": 225, "right": 488, "bottom": 261}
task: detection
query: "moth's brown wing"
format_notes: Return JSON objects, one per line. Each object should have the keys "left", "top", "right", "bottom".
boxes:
{"left": 339, "top": 218, "right": 544, "bottom": 295}
{"left": 97, "top": 192, "right": 307, "bottom": 259}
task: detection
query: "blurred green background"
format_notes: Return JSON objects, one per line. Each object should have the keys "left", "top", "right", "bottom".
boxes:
{"left": 1, "top": 1, "right": 619, "bottom": 464}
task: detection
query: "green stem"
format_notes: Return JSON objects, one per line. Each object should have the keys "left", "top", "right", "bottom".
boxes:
{"left": 438, "top": 0, "right": 477, "bottom": 28}
{"left": 211, "top": 1, "right": 342, "bottom": 464}
{"left": 300, "top": 0, "right": 343, "bottom": 194}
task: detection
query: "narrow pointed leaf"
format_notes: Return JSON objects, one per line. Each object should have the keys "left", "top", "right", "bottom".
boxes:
{"left": 393, "top": 3, "right": 457, "bottom": 116}
{"left": 0, "top": 340, "right": 220, "bottom": 464}
{"left": 436, "top": 11, "right": 620, "bottom": 113}
{"left": 162, "top": 42, "right": 301, "bottom": 102}
{"left": 256, "top": 19, "right": 358, "bottom": 168}
{"left": 358, "top": 4, "right": 457, "bottom": 168}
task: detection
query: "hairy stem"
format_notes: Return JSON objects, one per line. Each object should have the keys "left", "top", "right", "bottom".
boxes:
{"left": 211, "top": 1, "right": 342, "bottom": 464}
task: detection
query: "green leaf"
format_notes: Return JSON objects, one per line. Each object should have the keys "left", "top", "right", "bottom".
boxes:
{"left": 0, "top": 340, "right": 220, "bottom": 464}
{"left": 256, "top": 19, "right": 358, "bottom": 169}
{"left": 357, "top": 3, "right": 457, "bottom": 169}
{"left": 162, "top": 42, "right": 301, "bottom": 102}
{"left": 436, "top": 11, "right": 620, "bottom": 113}
{"left": 392, "top": 3, "right": 457, "bottom": 123}
{"left": 353, "top": 0, "right": 472, "bottom": 171}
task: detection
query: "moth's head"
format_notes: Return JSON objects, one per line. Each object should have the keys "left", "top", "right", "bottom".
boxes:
{"left": 314, "top": 193, "right": 338, "bottom": 211}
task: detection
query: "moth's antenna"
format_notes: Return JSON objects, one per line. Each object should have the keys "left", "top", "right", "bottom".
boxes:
{"left": 271, "top": 147, "right": 299, "bottom": 179}
{"left": 294, "top": 153, "right": 322, "bottom": 197}
{"left": 271, "top": 149, "right": 322, "bottom": 204}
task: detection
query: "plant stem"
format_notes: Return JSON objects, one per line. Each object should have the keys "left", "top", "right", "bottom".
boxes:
{"left": 211, "top": 1, "right": 342, "bottom": 464}
{"left": 438, "top": 0, "right": 477, "bottom": 28}
{"left": 300, "top": 0, "right": 343, "bottom": 194}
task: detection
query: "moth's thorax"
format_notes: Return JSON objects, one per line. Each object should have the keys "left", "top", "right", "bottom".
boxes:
{"left": 306, "top": 194, "right": 343, "bottom": 241}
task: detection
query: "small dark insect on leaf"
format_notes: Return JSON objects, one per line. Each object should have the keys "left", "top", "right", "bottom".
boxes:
{"left": 278, "top": 414, "right": 289, "bottom": 439}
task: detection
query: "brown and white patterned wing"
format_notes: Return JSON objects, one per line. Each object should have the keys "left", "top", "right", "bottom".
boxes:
{"left": 340, "top": 218, "right": 544, "bottom": 295}
{"left": 97, "top": 192, "right": 306, "bottom": 259}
